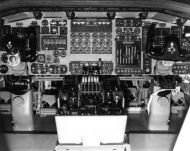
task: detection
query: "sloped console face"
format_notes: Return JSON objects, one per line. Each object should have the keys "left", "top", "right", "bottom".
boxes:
{"left": 1, "top": 11, "right": 190, "bottom": 76}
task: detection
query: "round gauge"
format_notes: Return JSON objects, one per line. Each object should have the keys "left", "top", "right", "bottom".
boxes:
{"left": 134, "top": 27, "right": 141, "bottom": 34}
{"left": 70, "top": 33, "right": 77, "bottom": 39}
{"left": 78, "top": 47, "right": 84, "bottom": 54}
{"left": 37, "top": 54, "right": 45, "bottom": 63}
{"left": 116, "top": 28, "right": 122, "bottom": 35}
{"left": 92, "top": 33, "right": 98, "bottom": 39}
{"left": 60, "top": 50, "right": 67, "bottom": 57}
{"left": 70, "top": 40, "right": 77, "bottom": 46}
{"left": 106, "top": 33, "right": 112, "bottom": 39}
{"left": 92, "top": 40, "right": 99, "bottom": 47}
{"left": 84, "top": 47, "right": 91, "bottom": 54}
{"left": 0, "top": 65, "right": 8, "bottom": 74}
{"left": 53, "top": 50, "right": 60, "bottom": 57}
{"left": 99, "top": 40, "right": 106, "bottom": 47}
{"left": 92, "top": 47, "right": 99, "bottom": 54}
{"left": 78, "top": 39, "right": 83, "bottom": 47}
{"left": 105, "top": 47, "right": 112, "bottom": 54}
{"left": 78, "top": 33, "right": 83, "bottom": 39}
{"left": 70, "top": 47, "right": 77, "bottom": 54}
{"left": 84, "top": 33, "right": 90, "bottom": 39}
{"left": 46, "top": 55, "right": 52, "bottom": 63}
{"left": 158, "top": 97, "right": 169, "bottom": 107}
{"left": 106, "top": 40, "right": 112, "bottom": 47}
{"left": 99, "top": 47, "right": 105, "bottom": 54}
{"left": 1, "top": 53, "right": 8, "bottom": 63}
{"left": 99, "top": 33, "right": 105, "bottom": 39}
{"left": 13, "top": 96, "right": 24, "bottom": 105}
{"left": 83, "top": 40, "right": 91, "bottom": 47}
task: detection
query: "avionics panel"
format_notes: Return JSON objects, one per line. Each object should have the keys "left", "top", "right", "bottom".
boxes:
{"left": 115, "top": 18, "right": 143, "bottom": 74}
{"left": 1, "top": 12, "right": 190, "bottom": 76}
{"left": 70, "top": 18, "right": 112, "bottom": 54}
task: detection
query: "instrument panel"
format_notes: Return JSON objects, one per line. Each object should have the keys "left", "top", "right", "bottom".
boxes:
{"left": 1, "top": 12, "right": 190, "bottom": 76}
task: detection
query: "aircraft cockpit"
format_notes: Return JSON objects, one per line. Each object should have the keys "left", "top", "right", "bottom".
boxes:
{"left": 0, "top": 0, "right": 190, "bottom": 150}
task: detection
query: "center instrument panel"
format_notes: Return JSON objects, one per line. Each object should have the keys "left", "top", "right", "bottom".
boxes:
{"left": 1, "top": 12, "right": 190, "bottom": 76}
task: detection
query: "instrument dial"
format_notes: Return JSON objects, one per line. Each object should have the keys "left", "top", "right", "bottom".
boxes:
{"left": 70, "top": 40, "right": 77, "bottom": 47}
{"left": 106, "top": 40, "right": 112, "bottom": 47}
{"left": 116, "top": 28, "right": 122, "bottom": 35}
{"left": 92, "top": 40, "right": 99, "bottom": 47}
{"left": 78, "top": 40, "right": 83, "bottom": 47}
{"left": 84, "top": 33, "right": 90, "bottom": 39}
{"left": 99, "top": 33, "right": 105, "bottom": 39}
{"left": 46, "top": 55, "right": 52, "bottom": 63}
{"left": 83, "top": 40, "right": 91, "bottom": 47}
{"left": 71, "top": 33, "right": 77, "bottom": 39}
{"left": 37, "top": 54, "right": 45, "bottom": 63}
{"left": 106, "top": 33, "right": 112, "bottom": 39}
{"left": 78, "top": 33, "right": 83, "bottom": 39}
{"left": 134, "top": 27, "right": 141, "bottom": 34}
{"left": 60, "top": 50, "right": 67, "bottom": 57}
{"left": 42, "top": 19, "right": 49, "bottom": 26}
{"left": 99, "top": 40, "right": 106, "bottom": 47}
{"left": 0, "top": 65, "right": 8, "bottom": 74}
{"left": 92, "top": 47, "right": 99, "bottom": 54}
{"left": 92, "top": 33, "right": 98, "bottom": 39}
{"left": 53, "top": 50, "right": 60, "bottom": 57}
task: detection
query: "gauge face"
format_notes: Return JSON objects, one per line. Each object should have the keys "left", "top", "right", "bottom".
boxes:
{"left": 84, "top": 33, "right": 90, "bottom": 39}
{"left": 83, "top": 40, "right": 91, "bottom": 47}
{"left": 99, "top": 33, "right": 105, "bottom": 39}
{"left": 0, "top": 65, "right": 8, "bottom": 74}
{"left": 92, "top": 47, "right": 99, "bottom": 54}
{"left": 46, "top": 55, "right": 52, "bottom": 63}
{"left": 99, "top": 40, "right": 105, "bottom": 47}
{"left": 92, "top": 33, "right": 98, "bottom": 39}
{"left": 60, "top": 50, "right": 67, "bottom": 57}
{"left": 70, "top": 47, "right": 77, "bottom": 54}
{"left": 70, "top": 40, "right": 77, "bottom": 47}
{"left": 78, "top": 39, "right": 83, "bottom": 47}
{"left": 106, "top": 40, "right": 112, "bottom": 46}
{"left": 42, "top": 19, "right": 49, "bottom": 26}
{"left": 53, "top": 50, "right": 60, "bottom": 57}
{"left": 92, "top": 40, "right": 98, "bottom": 47}
{"left": 116, "top": 28, "right": 122, "bottom": 35}
{"left": 37, "top": 54, "right": 45, "bottom": 63}
{"left": 78, "top": 33, "right": 83, "bottom": 39}
{"left": 70, "top": 33, "right": 77, "bottom": 39}
{"left": 106, "top": 33, "right": 112, "bottom": 39}
{"left": 134, "top": 27, "right": 141, "bottom": 34}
